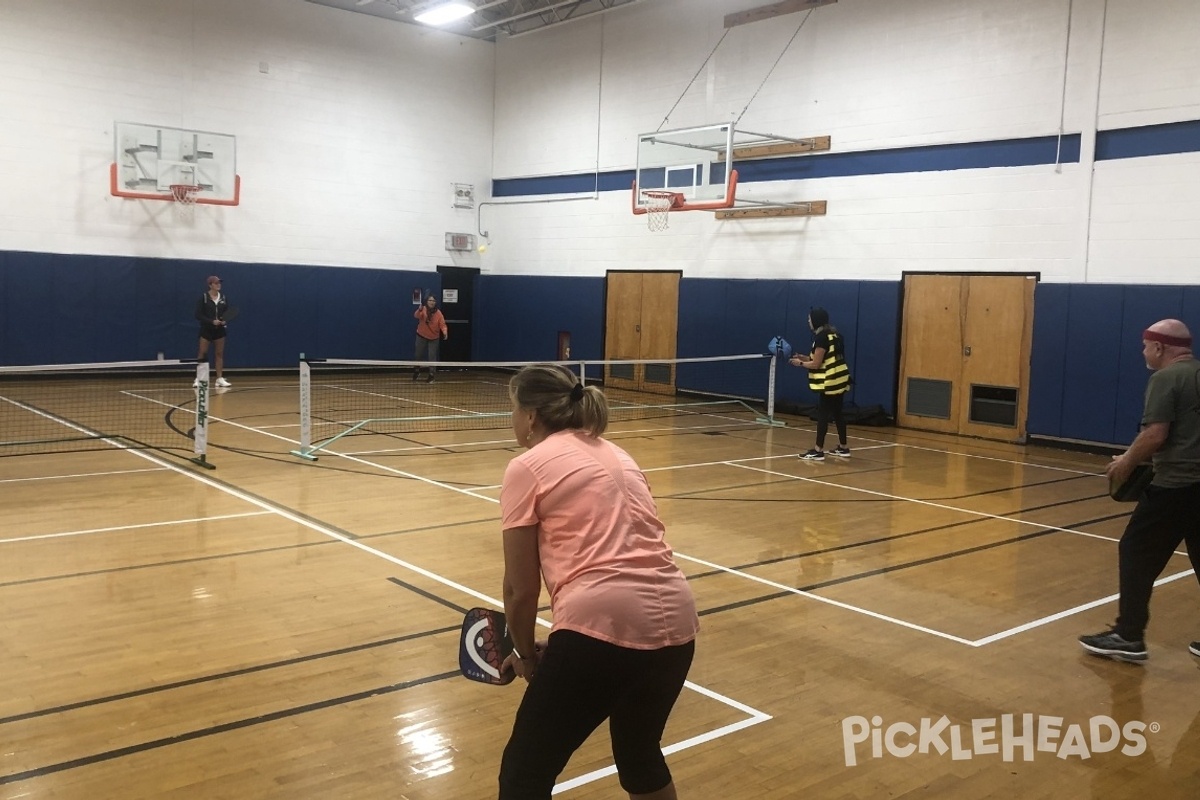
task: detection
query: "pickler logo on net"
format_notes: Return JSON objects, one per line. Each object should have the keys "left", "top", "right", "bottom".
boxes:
{"left": 841, "top": 714, "right": 1151, "bottom": 767}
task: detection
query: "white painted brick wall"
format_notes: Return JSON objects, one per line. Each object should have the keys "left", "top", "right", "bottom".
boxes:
{"left": 487, "top": 0, "right": 1200, "bottom": 284}
{"left": 2, "top": 0, "right": 1198, "bottom": 283}
{"left": 0, "top": 0, "right": 494, "bottom": 269}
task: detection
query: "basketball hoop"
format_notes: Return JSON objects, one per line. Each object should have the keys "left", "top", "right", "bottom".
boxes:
{"left": 642, "top": 190, "right": 682, "bottom": 232}
{"left": 169, "top": 184, "right": 200, "bottom": 220}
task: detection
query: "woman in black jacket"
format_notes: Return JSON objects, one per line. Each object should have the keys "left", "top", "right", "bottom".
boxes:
{"left": 195, "top": 275, "right": 232, "bottom": 388}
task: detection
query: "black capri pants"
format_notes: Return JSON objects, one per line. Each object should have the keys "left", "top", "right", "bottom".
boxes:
{"left": 498, "top": 629, "right": 696, "bottom": 799}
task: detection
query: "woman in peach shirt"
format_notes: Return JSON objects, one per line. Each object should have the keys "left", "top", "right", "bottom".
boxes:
{"left": 498, "top": 364, "right": 699, "bottom": 800}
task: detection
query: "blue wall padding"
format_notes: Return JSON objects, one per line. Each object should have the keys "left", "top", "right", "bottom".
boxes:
{"left": 473, "top": 275, "right": 605, "bottom": 361}
{"left": 1027, "top": 283, "right": 1070, "bottom": 437}
{"left": 852, "top": 281, "right": 903, "bottom": 414}
{"left": 1029, "top": 283, "right": 1198, "bottom": 446}
{"left": 1114, "top": 286, "right": 1184, "bottom": 442}
{"left": 674, "top": 277, "right": 897, "bottom": 413}
{"left": 1183, "top": 287, "right": 1200, "bottom": 347}
{"left": 0, "top": 251, "right": 432, "bottom": 368}
{"left": 5, "top": 247, "right": 1195, "bottom": 447}
{"left": 1059, "top": 286, "right": 1126, "bottom": 443}
{"left": 678, "top": 278, "right": 788, "bottom": 358}
{"left": 676, "top": 279, "right": 787, "bottom": 400}
{"left": 675, "top": 278, "right": 727, "bottom": 359}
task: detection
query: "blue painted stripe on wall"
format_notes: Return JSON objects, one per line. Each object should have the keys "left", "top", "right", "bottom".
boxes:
{"left": 1096, "top": 119, "right": 1200, "bottom": 161}
{"left": 493, "top": 171, "right": 634, "bottom": 197}
{"left": 493, "top": 134, "right": 1083, "bottom": 198}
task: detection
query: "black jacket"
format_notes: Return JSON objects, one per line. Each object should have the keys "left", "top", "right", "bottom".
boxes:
{"left": 195, "top": 292, "right": 229, "bottom": 333}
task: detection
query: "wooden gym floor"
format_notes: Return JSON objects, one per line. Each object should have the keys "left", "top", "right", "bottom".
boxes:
{"left": 2, "top": 375, "right": 1198, "bottom": 799}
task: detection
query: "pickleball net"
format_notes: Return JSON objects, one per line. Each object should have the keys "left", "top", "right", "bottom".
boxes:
{"left": 292, "top": 354, "right": 776, "bottom": 459}
{"left": 0, "top": 359, "right": 214, "bottom": 467}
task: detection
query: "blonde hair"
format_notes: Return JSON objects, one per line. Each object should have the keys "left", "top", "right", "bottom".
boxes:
{"left": 509, "top": 364, "right": 608, "bottom": 437}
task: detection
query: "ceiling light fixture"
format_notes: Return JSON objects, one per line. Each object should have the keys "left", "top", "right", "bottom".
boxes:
{"left": 414, "top": 2, "right": 475, "bottom": 26}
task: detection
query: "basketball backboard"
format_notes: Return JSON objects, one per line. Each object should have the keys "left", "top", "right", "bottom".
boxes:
{"left": 110, "top": 121, "right": 240, "bottom": 206}
{"left": 633, "top": 123, "right": 832, "bottom": 224}
{"left": 634, "top": 124, "right": 736, "bottom": 210}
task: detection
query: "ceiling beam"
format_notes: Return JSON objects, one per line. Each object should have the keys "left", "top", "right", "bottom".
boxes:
{"left": 724, "top": 0, "right": 837, "bottom": 29}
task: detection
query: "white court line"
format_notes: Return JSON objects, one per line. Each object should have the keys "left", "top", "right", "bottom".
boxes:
{"left": 321, "top": 383, "right": 495, "bottom": 417}
{"left": 726, "top": 461, "right": 1195, "bottom": 647}
{"left": 0, "top": 511, "right": 273, "bottom": 545}
{"left": 553, "top": 708, "right": 772, "bottom": 794}
{"left": 842, "top": 429, "right": 1102, "bottom": 477}
{"left": 341, "top": 420, "right": 756, "bottom": 457}
{"left": 209, "top": 399, "right": 1180, "bottom": 661}
{"left": 129, "top": 448, "right": 772, "bottom": 794}
{"left": 971, "top": 568, "right": 1198, "bottom": 647}
{"left": 674, "top": 551, "right": 975, "bottom": 646}
{"left": 117, "top": 393, "right": 1147, "bottom": 654}
{"left": 129, "top": 393, "right": 499, "bottom": 503}
{"left": 0, "top": 467, "right": 167, "bottom": 484}
{"left": 86, "top": 393, "right": 775, "bottom": 791}
{"left": 730, "top": 462, "right": 1127, "bottom": 544}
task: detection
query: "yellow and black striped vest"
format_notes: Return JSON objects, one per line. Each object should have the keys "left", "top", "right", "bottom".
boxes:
{"left": 808, "top": 330, "right": 851, "bottom": 395}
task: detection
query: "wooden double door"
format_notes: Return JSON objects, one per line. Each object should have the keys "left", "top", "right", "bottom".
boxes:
{"left": 604, "top": 271, "right": 680, "bottom": 394}
{"left": 897, "top": 273, "right": 1036, "bottom": 441}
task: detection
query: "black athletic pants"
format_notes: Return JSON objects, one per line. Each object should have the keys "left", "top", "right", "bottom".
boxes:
{"left": 1114, "top": 481, "right": 1200, "bottom": 641}
{"left": 815, "top": 392, "right": 847, "bottom": 449}
{"left": 498, "top": 629, "right": 695, "bottom": 799}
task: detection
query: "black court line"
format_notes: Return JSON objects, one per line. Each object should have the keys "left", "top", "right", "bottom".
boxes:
{"left": 688, "top": 492, "right": 1115, "bottom": 579}
{"left": 696, "top": 510, "right": 1133, "bottom": 617}
{"left": 386, "top": 577, "right": 551, "bottom": 618}
{"left": 3, "top": 573, "right": 503, "bottom": 726}
{"left": 0, "top": 624, "right": 460, "bottom": 726}
{"left": 0, "top": 515, "right": 499, "bottom": 588}
{"left": 0, "top": 669, "right": 462, "bottom": 786}
{"left": 388, "top": 576, "right": 471, "bottom": 615}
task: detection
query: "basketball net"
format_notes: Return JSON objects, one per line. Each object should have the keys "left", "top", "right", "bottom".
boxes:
{"left": 170, "top": 184, "right": 200, "bottom": 221}
{"left": 643, "top": 190, "right": 677, "bottom": 232}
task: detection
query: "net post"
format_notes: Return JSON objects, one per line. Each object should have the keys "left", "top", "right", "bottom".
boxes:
{"left": 291, "top": 355, "right": 318, "bottom": 461}
{"left": 191, "top": 362, "right": 216, "bottom": 468}
{"left": 757, "top": 353, "right": 786, "bottom": 427}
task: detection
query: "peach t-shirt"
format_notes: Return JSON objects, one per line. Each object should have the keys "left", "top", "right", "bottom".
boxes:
{"left": 500, "top": 429, "right": 699, "bottom": 650}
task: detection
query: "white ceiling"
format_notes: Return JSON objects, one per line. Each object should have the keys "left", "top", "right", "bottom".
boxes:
{"left": 304, "top": 0, "right": 650, "bottom": 42}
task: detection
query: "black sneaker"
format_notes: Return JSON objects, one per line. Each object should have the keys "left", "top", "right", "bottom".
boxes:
{"left": 799, "top": 449, "right": 825, "bottom": 462}
{"left": 1189, "top": 641, "right": 1199, "bottom": 657}
{"left": 1078, "top": 629, "right": 1148, "bottom": 662}
{"left": 830, "top": 446, "right": 851, "bottom": 458}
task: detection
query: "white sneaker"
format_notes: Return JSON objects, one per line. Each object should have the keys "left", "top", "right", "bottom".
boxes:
{"left": 215, "top": 377, "right": 232, "bottom": 388}
{"left": 192, "top": 379, "right": 200, "bottom": 389}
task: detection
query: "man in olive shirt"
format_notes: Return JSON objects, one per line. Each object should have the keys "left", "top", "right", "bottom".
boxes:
{"left": 1080, "top": 318, "right": 1200, "bottom": 662}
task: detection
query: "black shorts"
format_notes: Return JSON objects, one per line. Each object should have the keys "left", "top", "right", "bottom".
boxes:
{"left": 199, "top": 326, "right": 227, "bottom": 342}
{"left": 498, "top": 629, "right": 695, "bottom": 799}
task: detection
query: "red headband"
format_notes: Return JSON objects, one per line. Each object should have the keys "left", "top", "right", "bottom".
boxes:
{"left": 1143, "top": 329, "right": 1192, "bottom": 348}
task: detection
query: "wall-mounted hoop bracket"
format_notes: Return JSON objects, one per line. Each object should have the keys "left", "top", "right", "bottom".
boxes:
{"left": 632, "top": 123, "right": 828, "bottom": 225}
{"left": 715, "top": 200, "right": 828, "bottom": 219}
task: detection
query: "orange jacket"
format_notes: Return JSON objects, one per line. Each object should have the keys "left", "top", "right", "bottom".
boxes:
{"left": 414, "top": 306, "right": 448, "bottom": 340}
